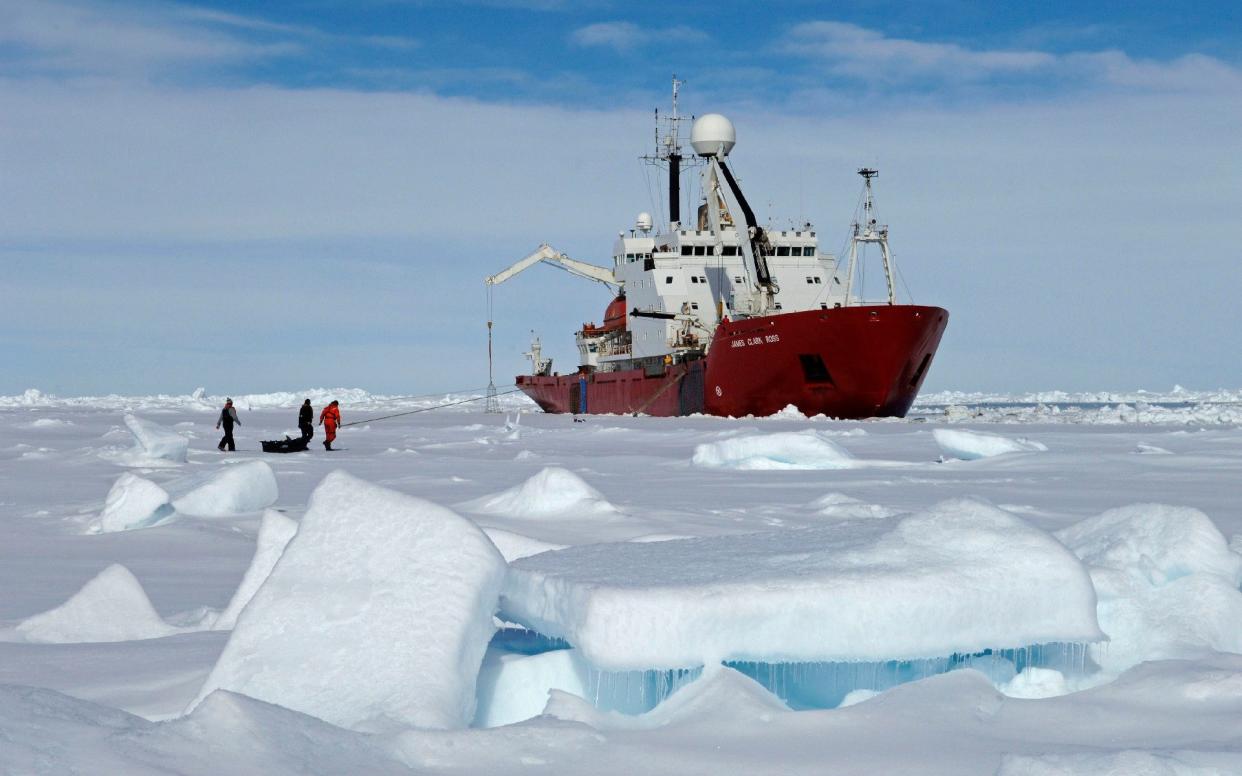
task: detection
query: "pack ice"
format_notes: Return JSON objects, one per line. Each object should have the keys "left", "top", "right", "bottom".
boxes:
{"left": 1056, "top": 504, "right": 1242, "bottom": 674}
{"left": 17, "top": 564, "right": 177, "bottom": 643}
{"left": 89, "top": 473, "right": 174, "bottom": 533}
{"left": 933, "top": 428, "right": 1048, "bottom": 460}
{"left": 212, "top": 509, "right": 299, "bottom": 630}
{"left": 171, "top": 460, "right": 278, "bottom": 517}
{"left": 464, "top": 466, "right": 619, "bottom": 518}
{"left": 501, "top": 498, "right": 1102, "bottom": 670}
{"left": 692, "top": 430, "right": 856, "bottom": 470}
{"left": 190, "top": 471, "right": 507, "bottom": 732}
{"left": 110, "top": 414, "right": 189, "bottom": 465}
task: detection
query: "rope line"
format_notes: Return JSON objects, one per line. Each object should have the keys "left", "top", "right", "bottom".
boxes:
{"left": 338, "top": 388, "right": 523, "bottom": 427}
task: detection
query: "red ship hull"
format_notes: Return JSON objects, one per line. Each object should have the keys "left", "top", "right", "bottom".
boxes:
{"left": 517, "top": 305, "right": 948, "bottom": 419}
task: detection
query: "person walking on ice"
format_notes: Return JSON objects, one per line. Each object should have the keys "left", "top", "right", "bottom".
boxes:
{"left": 319, "top": 400, "right": 341, "bottom": 450}
{"left": 298, "top": 399, "right": 314, "bottom": 440}
{"left": 216, "top": 398, "right": 241, "bottom": 451}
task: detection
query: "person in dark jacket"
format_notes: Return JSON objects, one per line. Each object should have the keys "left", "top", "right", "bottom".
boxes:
{"left": 216, "top": 398, "right": 240, "bottom": 451}
{"left": 298, "top": 399, "right": 314, "bottom": 440}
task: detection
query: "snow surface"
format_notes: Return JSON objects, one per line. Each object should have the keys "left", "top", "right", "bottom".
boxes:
{"left": 3, "top": 391, "right": 1242, "bottom": 773}
{"left": 691, "top": 430, "right": 857, "bottom": 470}
{"left": 501, "top": 498, "right": 1103, "bottom": 669}
{"left": 171, "top": 460, "right": 279, "bottom": 517}
{"left": 933, "top": 428, "right": 1048, "bottom": 460}
{"left": 16, "top": 564, "right": 177, "bottom": 643}
{"left": 189, "top": 471, "right": 507, "bottom": 732}
{"left": 90, "top": 473, "right": 174, "bottom": 533}
{"left": 212, "top": 509, "right": 299, "bottom": 630}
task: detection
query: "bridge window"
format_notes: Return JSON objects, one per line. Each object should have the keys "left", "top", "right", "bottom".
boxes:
{"left": 694, "top": 246, "right": 707, "bottom": 256}
{"left": 776, "top": 246, "right": 790, "bottom": 256}
{"left": 722, "top": 246, "right": 739, "bottom": 256}
{"left": 681, "top": 246, "right": 693, "bottom": 256}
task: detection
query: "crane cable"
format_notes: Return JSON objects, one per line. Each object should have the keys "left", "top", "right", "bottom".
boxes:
{"left": 337, "top": 387, "right": 523, "bottom": 428}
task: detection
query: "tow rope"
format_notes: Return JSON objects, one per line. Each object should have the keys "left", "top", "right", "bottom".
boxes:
{"left": 337, "top": 388, "right": 523, "bottom": 428}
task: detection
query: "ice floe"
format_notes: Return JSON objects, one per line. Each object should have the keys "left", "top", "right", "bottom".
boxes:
{"left": 1057, "top": 504, "right": 1242, "bottom": 674}
{"left": 212, "top": 510, "right": 299, "bottom": 630}
{"left": 89, "top": 473, "right": 175, "bottom": 533}
{"left": 501, "top": 498, "right": 1102, "bottom": 671}
{"left": 16, "top": 564, "right": 177, "bottom": 644}
{"left": 933, "top": 428, "right": 1048, "bottom": 460}
{"left": 691, "top": 430, "right": 856, "bottom": 470}
{"left": 464, "top": 467, "right": 619, "bottom": 519}
{"left": 172, "top": 461, "right": 278, "bottom": 517}
{"left": 190, "top": 471, "right": 507, "bottom": 732}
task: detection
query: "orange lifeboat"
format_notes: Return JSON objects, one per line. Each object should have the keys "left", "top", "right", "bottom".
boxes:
{"left": 601, "top": 294, "right": 627, "bottom": 332}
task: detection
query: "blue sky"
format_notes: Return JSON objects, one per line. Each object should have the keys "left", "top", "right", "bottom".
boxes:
{"left": 2, "top": 0, "right": 1240, "bottom": 396}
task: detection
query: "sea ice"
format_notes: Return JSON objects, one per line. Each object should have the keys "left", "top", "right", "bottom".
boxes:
{"left": 16, "top": 564, "right": 177, "bottom": 644}
{"left": 543, "top": 664, "right": 788, "bottom": 730}
{"left": 1055, "top": 504, "right": 1242, "bottom": 587}
{"left": 189, "top": 471, "right": 507, "bottom": 732}
{"left": 998, "top": 749, "right": 1242, "bottom": 775}
{"left": 464, "top": 466, "right": 619, "bottom": 519}
{"left": 691, "top": 430, "right": 856, "bottom": 470}
{"left": 121, "top": 413, "right": 189, "bottom": 463}
{"left": 212, "top": 510, "right": 299, "bottom": 630}
{"left": 501, "top": 498, "right": 1102, "bottom": 670}
{"left": 809, "top": 492, "right": 898, "bottom": 519}
{"left": 933, "top": 428, "right": 1048, "bottom": 460}
{"left": 475, "top": 646, "right": 588, "bottom": 728}
{"left": 1057, "top": 504, "right": 1242, "bottom": 674}
{"left": 172, "top": 460, "right": 278, "bottom": 517}
{"left": 482, "top": 526, "right": 567, "bottom": 561}
{"left": 89, "top": 473, "right": 174, "bottom": 533}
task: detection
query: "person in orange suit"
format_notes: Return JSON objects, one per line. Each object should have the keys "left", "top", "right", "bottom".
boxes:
{"left": 318, "top": 400, "right": 341, "bottom": 450}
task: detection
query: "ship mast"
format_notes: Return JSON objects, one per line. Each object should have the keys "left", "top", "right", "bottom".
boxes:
{"left": 844, "top": 168, "right": 897, "bottom": 306}
{"left": 643, "top": 77, "right": 693, "bottom": 231}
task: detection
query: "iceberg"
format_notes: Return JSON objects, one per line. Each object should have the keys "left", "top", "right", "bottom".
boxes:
{"left": 189, "top": 471, "right": 507, "bottom": 732}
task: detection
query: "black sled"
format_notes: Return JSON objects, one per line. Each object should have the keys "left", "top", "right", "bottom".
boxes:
{"left": 261, "top": 436, "right": 310, "bottom": 454}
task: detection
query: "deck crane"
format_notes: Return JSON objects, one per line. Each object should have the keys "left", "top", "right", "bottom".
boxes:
{"left": 483, "top": 244, "right": 620, "bottom": 411}
{"left": 485, "top": 244, "right": 619, "bottom": 291}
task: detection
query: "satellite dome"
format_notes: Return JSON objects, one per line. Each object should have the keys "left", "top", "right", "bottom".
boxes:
{"left": 690, "top": 113, "right": 736, "bottom": 157}
{"left": 636, "top": 212, "right": 653, "bottom": 232}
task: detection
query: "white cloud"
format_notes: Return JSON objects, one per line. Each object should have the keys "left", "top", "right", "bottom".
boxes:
{"left": 570, "top": 21, "right": 707, "bottom": 52}
{"left": 784, "top": 20, "right": 1242, "bottom": 93}
{"left": 0, "top": 0, "right": 301, "bottom": 77}
{"left": 786, "top": 21, "right": 1054, "bottom": 81}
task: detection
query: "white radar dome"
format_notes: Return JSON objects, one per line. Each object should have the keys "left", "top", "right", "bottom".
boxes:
{"left": 690, "top": 113, "right": 736, "bottom": 157}
{"left": 636, "top": 212, "right": 653, "bottom": 232}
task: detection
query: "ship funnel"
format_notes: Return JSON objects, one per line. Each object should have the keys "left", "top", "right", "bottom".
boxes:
{"left": 690, "top": 114, "right": 736, "bottom": 157}
{"left": 636, "top": 212, "right": 653, "bottom": 232}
